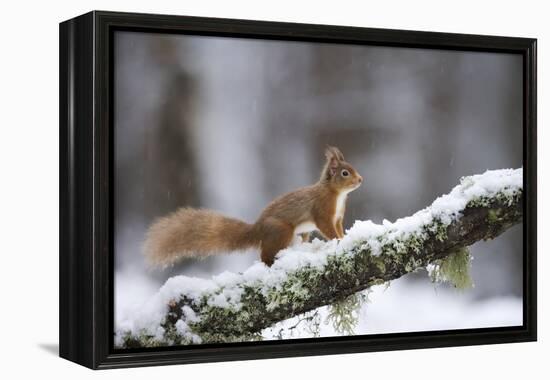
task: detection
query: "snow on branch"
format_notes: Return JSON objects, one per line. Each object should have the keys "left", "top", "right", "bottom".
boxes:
{"left": 116, "top": 168, "right": 523, "bottom": 348}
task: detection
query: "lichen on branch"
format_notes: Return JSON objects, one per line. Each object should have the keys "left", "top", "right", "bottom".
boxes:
{"left": 116, "top": 168, "right": 523, "bottom": 348}
{"left": 428, "top": 247, "right": 474, "bottom": 290}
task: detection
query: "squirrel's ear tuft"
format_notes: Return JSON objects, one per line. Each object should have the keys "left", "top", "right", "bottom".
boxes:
{"left": 325, "top": 146, "right": 345, "bottom": 162}
{"left": 324, "top": 146, "right": 341, "bottom": 178}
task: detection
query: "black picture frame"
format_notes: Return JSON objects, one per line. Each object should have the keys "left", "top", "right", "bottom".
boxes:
{"left": 59, "top": 10, "right": 537, "bottom": 369}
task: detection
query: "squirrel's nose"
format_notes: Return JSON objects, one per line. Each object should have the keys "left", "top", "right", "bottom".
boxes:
{"left": 357, "top": 176, "right": 363, "bottom": 184}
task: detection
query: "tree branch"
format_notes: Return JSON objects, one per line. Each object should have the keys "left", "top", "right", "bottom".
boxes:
{"left": 116, "top": 168, "right": 523, "bottom": 348}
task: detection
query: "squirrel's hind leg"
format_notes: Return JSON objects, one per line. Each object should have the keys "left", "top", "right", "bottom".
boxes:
{"left": 260, "top": 219, "right": 294, "bottom": 267}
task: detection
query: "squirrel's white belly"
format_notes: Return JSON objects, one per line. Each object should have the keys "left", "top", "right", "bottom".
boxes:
{"left": 294, "top": 221, "right": 317, "bottom": 235}
{"left": 334, "top": 191, "right": 350, "bottom": 224}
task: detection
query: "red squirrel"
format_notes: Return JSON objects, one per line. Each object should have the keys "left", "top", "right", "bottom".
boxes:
{"left": 145, "top": 146, "right": 362, "bottom": 267}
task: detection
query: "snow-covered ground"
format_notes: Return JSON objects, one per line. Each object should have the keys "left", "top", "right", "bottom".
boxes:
{"left": 262, "top": 278, "right": 522, "bottom": 340}
{"left": 116, "top": 267, "right": 522, "bottom": 343}
{"left": 116, "top": 266, "right": 522, "bottom": 342}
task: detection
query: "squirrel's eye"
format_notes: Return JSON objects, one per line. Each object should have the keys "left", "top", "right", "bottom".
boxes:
{"left": 341, "top": 170, "right": 350, "bottom": 177}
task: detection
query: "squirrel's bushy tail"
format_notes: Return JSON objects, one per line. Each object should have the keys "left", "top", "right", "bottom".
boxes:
{"left": 144, "top": 208, "right": 259, "bottom": 267}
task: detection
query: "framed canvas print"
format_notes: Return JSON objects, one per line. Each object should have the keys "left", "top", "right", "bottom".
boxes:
{"left": 59, "top": 11, "right": 537, "bottom": 369}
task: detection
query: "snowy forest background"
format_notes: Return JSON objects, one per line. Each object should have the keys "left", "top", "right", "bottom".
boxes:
{"left": 114, "top": 31, "right": 523, "bottom": 338}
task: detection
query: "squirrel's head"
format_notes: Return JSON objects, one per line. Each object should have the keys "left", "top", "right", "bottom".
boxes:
{"left": 320, "top": 146, "right": 363, "bottom": 191}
